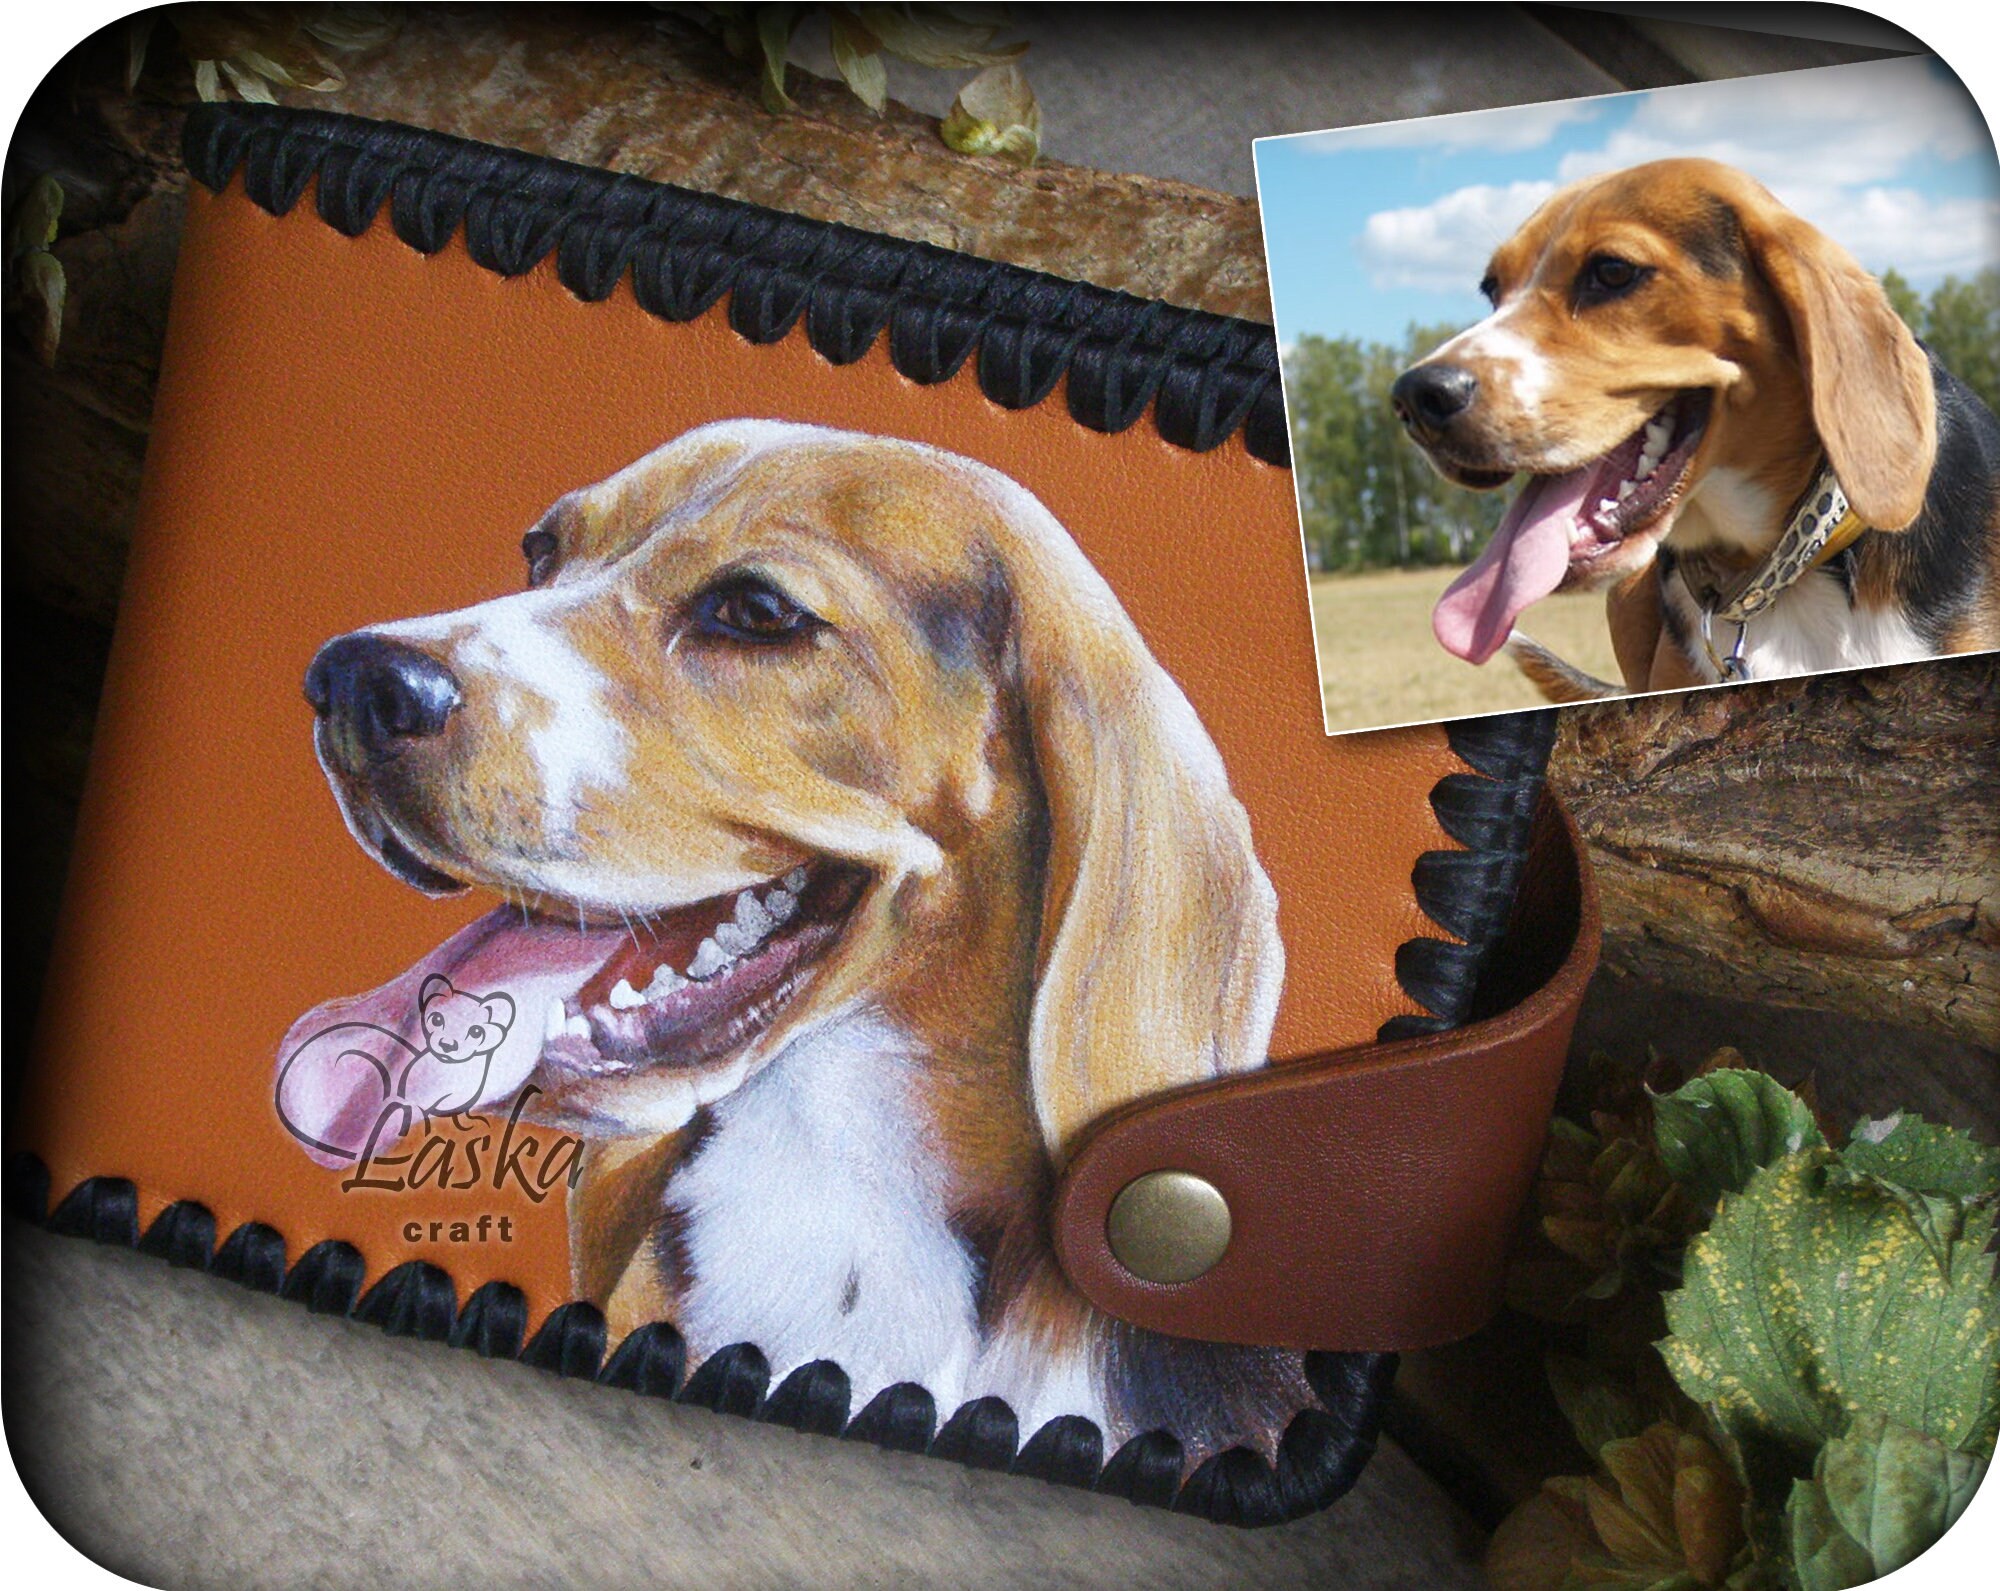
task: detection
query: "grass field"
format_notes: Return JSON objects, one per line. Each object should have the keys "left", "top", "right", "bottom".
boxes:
{"left": 1309, "top": 566, "right": 1621, "bottom": 734}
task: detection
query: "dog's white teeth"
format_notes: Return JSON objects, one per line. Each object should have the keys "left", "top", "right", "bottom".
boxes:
{"left": 1638, "top": 420, "right": 1671, "bottom": 475}
{"left": 1617, "top": 479, "right": 1637, "bottom": 501}
{"left": 1597, "top": 497, "right": 1619, "bottom": 517}
{"left": 764, "top": 887, "right": 798, "bottom": 925}
{"left": 564, "top": 1013, "right": 593, "bottom": 1040}
{"left": 733, "top": 890, "right": 775, "bottom": 938}
{"left": 784, "top": 866, "right": 808, "bottom": 892}
{"left": 688, "top": 937, "right": 731, "bottom": 979}
{"left": 644, "top": 964, "right": 687, "bottom": 1002}
{"left": 608, "top": 978, "right": 646, "bottom": 1011}
{"left": 545, "top": 997, "right": 568, "bottom": 1042}
{"left": 713, "top": 921, "right": 755, "bottom": 956}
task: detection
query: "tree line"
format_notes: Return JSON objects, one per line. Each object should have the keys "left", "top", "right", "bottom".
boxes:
{"left": 1285, "top": 267, "right": 2000, "bottom": 575}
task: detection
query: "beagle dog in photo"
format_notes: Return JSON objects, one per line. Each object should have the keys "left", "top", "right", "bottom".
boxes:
{"left": 1390, "top": 157, "right": 2000, "bottom": 699}
{"left": 277, "top": 421, "right": 1310, "bottom": 1471}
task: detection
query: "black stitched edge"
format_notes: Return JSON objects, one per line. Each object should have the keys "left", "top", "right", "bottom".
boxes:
{"left": 6, "top": 1150, "right": 1390, "bottom": 1527}
{"left": 178, "top": 102, "right": 1290, "bottom": 467}
{"left": 1380, "top": 709, "right": 1559, "bottom": 1041}
{"left": 7, "top": 718, "right": 1545, "bottom": 1521}
{"left": 19, "top": 108, "right": 1557, "bottom": 1526}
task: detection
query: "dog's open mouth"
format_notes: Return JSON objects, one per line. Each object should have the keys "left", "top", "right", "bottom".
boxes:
{"left": 548, "top": 863, "right": 867, "bottom": 1077}
{"left": 1433, "top": 391, "right": 1712, "bottom": 664}
{"left": 277, "top": 860, "right": 869, "bottom": 1159}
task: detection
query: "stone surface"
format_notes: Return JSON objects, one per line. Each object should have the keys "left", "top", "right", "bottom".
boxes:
{"left": 4, "top": 1223, "right": 1482, "bottom": 1589}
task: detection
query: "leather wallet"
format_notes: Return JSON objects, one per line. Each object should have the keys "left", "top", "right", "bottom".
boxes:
{"left": 12, "top": 103, "right": 1595, "bottom": 1527}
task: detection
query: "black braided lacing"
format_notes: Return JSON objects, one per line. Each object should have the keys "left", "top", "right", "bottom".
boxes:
{"left": 1382, "top": 710, "right": 1560, "bottom": 1040}
{"left": 180, "top": 103, "right": 1291, "bottom": 466}
{"left": 8, "top": 1153, "right": 1390, "bottom": 1526}
{"left": 18, "top": 107, "right": 1563, "bottom": 1523}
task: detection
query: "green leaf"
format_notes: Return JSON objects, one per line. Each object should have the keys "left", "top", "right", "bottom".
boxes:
{"left": 124, "top": 14, "right": 156, "bottom": 90}
{"left": 20, "top": 248, "right": 66, "bottom": 366}
{"left": 1659, "top": 1152, "right": 2000, "bottom": 1459}
{"left": 940, "top": 62, "right": 1040, "bottom": 166}
{"left": 219, "top": 59, "right": 278, "bottom": 103}
{"left": 829, "top": 11, "right": 888, "bottom": 111}
{"left": 1841, "top": 1111, "right": 2000, "bottom": 1200}
{"left": 1548, "top": 1354, "right": 1650, "bottom": 1457}
{"left": 1787, "top": 1413, "right": 1987, "bottom": 1590}
{"left": 858, "top": 4, "right": 1024, "bottom": 68}
{"left": 7, "top": 174, "right": 63, "bottom": 264}
{"left": 1834, "top": 1113, "right": 2000, "bottom": 1276}
{"left": 1651, "top": 1069, "right": 1824, "bottom": 1208}
{"left": 302, "top": 4, "right": 400, "bottom": 54}
{"left": 756, "top": 4, "right": 801, "bottom": 112}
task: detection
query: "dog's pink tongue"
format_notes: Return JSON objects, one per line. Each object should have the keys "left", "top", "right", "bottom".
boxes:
{"left": 1433, "top": 468, "right": 1595, "bottom": 665}
{"left": 274, "top": 908, "right": 616, "bottom": 1167}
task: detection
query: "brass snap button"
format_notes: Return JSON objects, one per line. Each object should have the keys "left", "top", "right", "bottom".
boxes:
{"left": 1105, "top": 1170, "right": 1231, "bottom": 1285}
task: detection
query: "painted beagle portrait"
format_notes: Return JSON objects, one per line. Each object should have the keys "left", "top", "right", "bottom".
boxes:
{"left": 277, "top": 421, "right": 1311, "bottom": 1470}
{"left": 1391, "top": 158, "right": 2000, "bottom": 699}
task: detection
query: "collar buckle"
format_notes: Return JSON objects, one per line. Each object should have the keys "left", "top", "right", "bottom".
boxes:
{"left": 1699, "top": 604, "right": 1751, "bottom": 682}
{"left": 1679, "top": 459, "right": 1869, "bottom": 687}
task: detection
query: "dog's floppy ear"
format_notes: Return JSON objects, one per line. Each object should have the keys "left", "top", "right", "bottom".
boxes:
{"left": 1742, "top": 199, "right": 1937, "bottom": 530}
{"left": 991, "top": 492, "right": 1283, "bottom": 1165}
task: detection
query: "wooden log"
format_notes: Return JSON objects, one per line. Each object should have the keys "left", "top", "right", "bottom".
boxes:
{"left": 1553, "top": 656, "right": 2000, "bottom": 1049}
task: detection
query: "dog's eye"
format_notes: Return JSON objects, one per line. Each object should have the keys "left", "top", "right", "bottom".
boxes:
{"left": 1478, "top": 272, "right": 1500, "bottom": 306}
{"left": 694, "top": 576, "right": 821, "bottom": 645}
{"left": 522, "top": 528, "right": 559, "bottom": 587}
{"left": 1576, "top": 254, "right": 1650, "bottom": 306}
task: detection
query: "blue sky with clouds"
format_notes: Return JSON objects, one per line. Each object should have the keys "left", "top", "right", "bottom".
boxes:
{"left": 1253, "top": 56, "right": 2000, "bottom": 350}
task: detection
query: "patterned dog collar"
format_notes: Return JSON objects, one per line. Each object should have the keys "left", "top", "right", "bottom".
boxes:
{"left": 1677, "top": 460, "right": 1868, "bottom": 681}
{"left": 1714, "top": 462, "right": 1869, "bottom": 625}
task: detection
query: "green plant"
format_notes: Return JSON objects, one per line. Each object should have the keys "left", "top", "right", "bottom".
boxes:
{"left": 665, "top": 4, "right": 1041, "bottom": 164}
{"left": 126, "top": 5, "right": 398, "bottom": 102}
{"left": 1489, "top": 1065, "right": 1998, "bottom": 1591}
{"left": 6, "top": 174, "right": 66, "bottom": 365}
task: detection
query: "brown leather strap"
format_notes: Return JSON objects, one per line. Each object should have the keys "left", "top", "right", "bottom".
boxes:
{"left": 1050, "top": 791, "right": 1597, "bottom": 1351}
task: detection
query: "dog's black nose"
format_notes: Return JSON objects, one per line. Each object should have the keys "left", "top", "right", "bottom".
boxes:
{"left": 304, "top": 634, "right": 461, "bottom": 758}
{"left": 1391, "top": 364, "right": 1479, "bottom": 433}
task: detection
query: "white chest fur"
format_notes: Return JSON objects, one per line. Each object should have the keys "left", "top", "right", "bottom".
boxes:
{"left": 1664, "top": 563, "right": 1933, "bottom": 683}
{"left": 1666, "top": 471, "right": 1935, "bottom": 683}
{"left": 663, "top": 1010, "right": 1109, "bottom": 1435}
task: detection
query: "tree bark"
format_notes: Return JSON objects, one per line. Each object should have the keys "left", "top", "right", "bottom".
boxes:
{"left": 1554, "top": 658, "right": 1999, "bottom": 1050}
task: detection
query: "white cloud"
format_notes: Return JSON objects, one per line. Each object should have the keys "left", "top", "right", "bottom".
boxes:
{"left": 1351, "top": 57, "right": 1998, "bottom": 296}
{"left": 1287, "top": 98, "right": 1600, "bottom": 156}
{"left": 1556, "top": 57, "right": 1990, "bottom": 191}
{"left": 1780, "top": 186, "right": 2000, "bottom": 280}
{"left": 1356, "top": 180, "right": 1555, "bottom": 292}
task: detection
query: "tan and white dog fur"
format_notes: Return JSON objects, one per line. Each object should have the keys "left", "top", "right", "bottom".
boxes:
{"left": 285, "top": 421, "right": 1313, "bottom": 1470}
{"left": 1391, "top": 158, "right": 2000, "bottom": 699}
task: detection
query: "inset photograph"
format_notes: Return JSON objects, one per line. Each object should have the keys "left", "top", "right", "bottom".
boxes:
{"left": 1255, "top": 56, "right": 2000, "bottom": 735}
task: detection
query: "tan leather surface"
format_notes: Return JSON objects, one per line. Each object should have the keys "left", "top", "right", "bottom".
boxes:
{"left": 20, "top": 181, "right": 1466, "bottom": 1332}
{"left": 1050, "top": 793, "right": 1597, "bottom": 1350}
